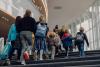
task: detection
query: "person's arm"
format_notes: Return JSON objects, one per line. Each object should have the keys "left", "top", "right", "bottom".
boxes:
{"left": 84, "top": 33, "right": 89, "bottom": 46}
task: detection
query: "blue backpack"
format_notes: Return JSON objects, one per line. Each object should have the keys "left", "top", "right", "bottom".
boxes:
{"left": 35, "top": 23, "right": 47, "bottom": 37}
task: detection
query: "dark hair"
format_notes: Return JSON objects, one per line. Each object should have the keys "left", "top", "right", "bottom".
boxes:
{"left": 15, "top": 16, "right": 21, "bottom": 22}
{"left": 55, "top": 25, "right": 58, "bottom": 29}
{"left": 15, "top": 16, "right": 22, "bottom": 26}
{"left": 15, "top": 16, "right": 22, "bottom": 33}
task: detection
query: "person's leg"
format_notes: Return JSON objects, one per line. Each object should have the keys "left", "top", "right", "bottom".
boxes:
{"left": 17, "top": 46, "right": 22, "bottom": 60}
{"left": 64, "top": 46, "right": 68, "bottom": 57}
{"left": 77, "top": 43, "right": 84, "bottom": 57}
{"left": 80, "top": 43, "right": 85, "bottom": 56}
{"left": 40, "top": 49, "right": 43, "bottom": 60}
{"left": 55, "top": 46, "right": 59, "bottom": 55}
{"left": 34, "top": 38, "right": 40, "bottom": 60}
{"left": 77, "top": 44, "right": 81, "bottom": 56}
{"left": 16, "top": 34, "right": 22, "bottom": 60}
{"left": 43, "top": 38, "right": 48, "bottom": 59}
{"left": 24, "top": 31, "right": 32, "bottom": 55}
{"left": 20, "top": 32, "right": 28, "bottom": 65}
{"left": 8, "top": 41, "right": 15, "bottom": 60}
{"left": 51, "top": 46, "right": 55, "bottom": 59}
{"left": 69, "top": 46, "right": 73, "bottom": 52}
{"left": 39, "top": 38, "right": 45, "bottom": 60}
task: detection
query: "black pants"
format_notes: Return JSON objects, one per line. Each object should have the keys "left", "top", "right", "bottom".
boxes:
{"left": 64, "top": 46, "right": 72, "bottom": 56}
{"left": 55, "top": 46, "right": 59, "bottom": 54}
{"left": 8, "top": 40, "right": 22, "bottom": 60}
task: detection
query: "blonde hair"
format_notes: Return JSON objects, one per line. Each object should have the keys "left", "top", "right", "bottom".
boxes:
{"left": 24, "top": 9, "right": 31, "bottom": 17}
{"left": 61, "top": 25, "right": 68, "bottom": 32}
{"left": 39, "top": 15, "right": 44, "bottom": 21}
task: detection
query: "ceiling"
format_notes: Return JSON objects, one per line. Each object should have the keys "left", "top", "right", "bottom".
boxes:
{"left": 47, "top": 0, "right": 95, "bottom": 30}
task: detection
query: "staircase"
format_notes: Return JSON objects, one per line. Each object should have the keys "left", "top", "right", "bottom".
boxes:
{"left": 2, "top": 50, "right": 100, "bottom": 67}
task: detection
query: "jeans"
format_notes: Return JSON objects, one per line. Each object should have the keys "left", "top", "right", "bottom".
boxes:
{"left": 77, "top": 43, "right": 85, "bottom": 56}
{"left": 34, "top": 37, "right": 47, "bottom": 51}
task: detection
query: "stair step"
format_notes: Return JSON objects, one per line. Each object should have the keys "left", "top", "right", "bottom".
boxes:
{"left": 11, "top": 55, "right": 100, "bottom": 65}
{"left": 67, "top": 64, "right": 100, "bottom": 67}
{"left": 6, "top": 60, "right": 100, "bottom": 67}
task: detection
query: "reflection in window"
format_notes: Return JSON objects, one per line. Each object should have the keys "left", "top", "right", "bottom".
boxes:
{"left": 76, "top": 24, "right": 80, "bottom": 32}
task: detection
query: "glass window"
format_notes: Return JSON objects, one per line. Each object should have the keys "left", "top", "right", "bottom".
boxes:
{"left": 81, "top": 20, "right": 89, "bottom": 32}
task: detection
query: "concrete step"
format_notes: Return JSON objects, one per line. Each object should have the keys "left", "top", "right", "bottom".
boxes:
{"left": 67, "top": 64, "right": 100, "bottom": 67}
{"left": 6, "top": 59, "right": 100, "bottom": 67}
{"left": 11, "top": 55, "right": 100, "bottom": 65}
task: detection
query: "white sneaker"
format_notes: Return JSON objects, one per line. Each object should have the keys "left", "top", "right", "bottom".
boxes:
{"left": 40, "top": 58, "right": 43, "bottom": 60}
{"left": 51, "top": 57, "right": 54, "bottom": 60}
{"left": 21, "top": 60, "right": 26, "bottom": 65}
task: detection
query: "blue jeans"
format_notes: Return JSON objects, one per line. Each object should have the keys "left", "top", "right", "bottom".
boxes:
{"left": 34, "top": 37, "right": 47, "bottom": 51}
{"left": 77, "top": 43, "right": 85, "bottom": 56}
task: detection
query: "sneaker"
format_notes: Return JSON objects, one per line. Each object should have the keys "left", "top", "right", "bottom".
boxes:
{"left": 6, "top": 59, "right": 11, "bottom": 65}
{"left": 65, "top": 56, "right": 69, "bottom": 59}
{"left": 16, "top": 60, "right": 20, "bottom": 62}
{"left": 40, "top": 58, "right": 43, "bottom": 60}
{"left": 21, "top": 60, "right": 26, "bottom": 65}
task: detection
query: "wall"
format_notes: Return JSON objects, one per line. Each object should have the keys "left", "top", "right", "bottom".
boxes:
{"left": 0, "top": 0, "right": 41, "bottom": 21}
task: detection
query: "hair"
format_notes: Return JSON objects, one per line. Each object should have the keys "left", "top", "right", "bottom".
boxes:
{"left": 55, "top": 25, "right": 58, "bottom": 29}
{"left": 15, "top": 16, "right": 21, "bottom": 25}
{"left": 15, "top": 16, "right": 21, "bottom": 22}
{"left": 15, "top": 16, "right": 22, "bottom": 31}
{"left": 64, "top": 29, "right": 69, "bottom": 33}
{"left": 39, "top": 15, "right": 44, "bottom": 21}
{"left": 80, "top": 27, "right": 84, "bottom": 32}
{"left": 24, "top": 9, "right": 31, "bottom": 17}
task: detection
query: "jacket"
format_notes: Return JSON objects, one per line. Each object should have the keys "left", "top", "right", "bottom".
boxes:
{"left": 62, "top": 33, "right": 73, "bottom": 46}
{"left": 19, "top": 16, "right": 36, "bottom": 33}
{"left": 8, "top": 24, "right": 17, "bottom": 41}
{"left": 75, "top": 32, "right": 89, "bottom": 46}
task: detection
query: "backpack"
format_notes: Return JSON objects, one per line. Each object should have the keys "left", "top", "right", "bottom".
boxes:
{"left": 75, "top": 33, "right": 84, "bottom": 44}
{"left": 35, "top": 23, "right": 47, "bottom": 37}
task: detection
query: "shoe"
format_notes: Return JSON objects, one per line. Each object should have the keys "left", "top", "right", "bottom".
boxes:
{"left": 65, "top": 56, "right": 69, "bottom": 59}
{"left": 6, "top": 59, "right": 11, "bottom": 65}
{"left": 21, "top": 60, "right": 26, "bottom": 65}
{"left": 40, "top": 58, "right": 43, "bottom": 60}
{"left": 16, "top": 60, "right": 20, "bottom": 62}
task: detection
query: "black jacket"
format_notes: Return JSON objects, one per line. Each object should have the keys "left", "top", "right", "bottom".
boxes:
{"left": 18, "top": 16, "right": 36, "bottom": 33}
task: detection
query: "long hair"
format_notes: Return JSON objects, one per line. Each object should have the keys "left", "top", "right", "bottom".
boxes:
{"left": 15, "top": 16, "right": 22, "bottom": 28}
{"left": 15, "top": 16, "right": 21, "bottom": 24}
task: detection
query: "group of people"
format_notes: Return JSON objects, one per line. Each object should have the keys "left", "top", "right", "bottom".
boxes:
{"left": 4, "top": 9, "right": 89, "bottom": 65}
{"left": 53, "top": 25, "right": 89, "bottom": 57}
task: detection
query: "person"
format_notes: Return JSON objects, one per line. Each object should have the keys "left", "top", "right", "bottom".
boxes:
{"left": 7, "top": 16, "right": 22, "bottom": 63}
{"left": 47, "top": 32, "right": 60, "bottom": 59}
{"left": 19, "top": 9, "right": 36, "bottom": 65}
{"left": 75, "top": 27, "right": 89, "bottom": 57}
{"left": 59, "top": 25, "right": 67, "bottom": 39}
{"left": 34, "top": 16, "right": 49, "bottom": 60}
{"left": 62, "top": 29, "right": 73, "bottom": 57}
{"left": 53, "top": 25, "right": 59, "bottom": 34}
{"left": 53, "top": 25, "right": 61, "bottom": 55}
